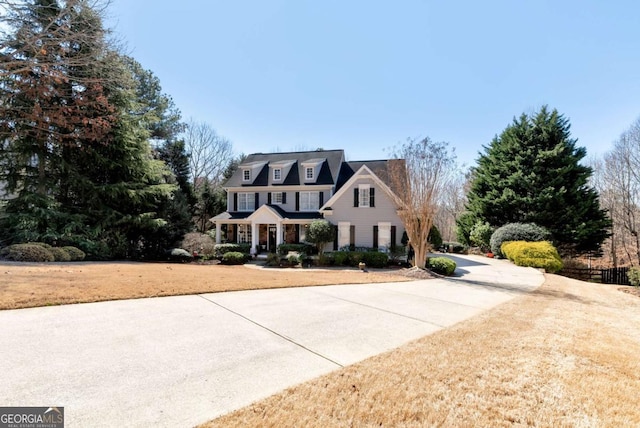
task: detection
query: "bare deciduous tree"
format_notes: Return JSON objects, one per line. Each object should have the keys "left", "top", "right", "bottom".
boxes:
{"left": 388, "top": 137, "right": 457, "bottom": 269}
{"left": 435, "top": 167, "right": 469, "bottom": 242}
{"left": 183, "top": 120, "right": 234, "bottom": 189}
{"left": 591, "top": 117, "right": 640, "bottom": 266}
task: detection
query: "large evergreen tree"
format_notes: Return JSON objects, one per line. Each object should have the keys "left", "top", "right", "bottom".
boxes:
{"left": 466, "top": 106, "right": 610, "bottom": 256}
{"left": 0, "top": 0, "right": 184, "bottom": 258}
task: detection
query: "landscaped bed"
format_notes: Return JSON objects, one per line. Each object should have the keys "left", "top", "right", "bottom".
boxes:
{"left": 0, "top": 261, "right": 410, "bottom": 310}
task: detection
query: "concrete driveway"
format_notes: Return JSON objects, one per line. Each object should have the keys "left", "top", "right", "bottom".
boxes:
{"left": 0, "top": 255, "right": 543, "bottom": 427}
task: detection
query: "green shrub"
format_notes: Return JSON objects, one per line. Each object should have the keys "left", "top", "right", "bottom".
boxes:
{"left": 214, "top": 243, "right": 251, "bottom": 257}
{"left": 470, "top": 221, "right": 493, "bottom": 252}
{"left": 49, "top": 247, "right": 71, "bottom": 262}
{"left": 286, "top": 253, "right": 300, "bottom": 265}
{"left": 442, "top": 242, "right": 466, "bottom": 253}
{"left": 490, "top": 223, "right": 551, "bottom": 258}
{"left": 427, "top": 224, "right": 443, "bottom": 250}
{"left": 266, "top": 252, "right": 281, "bottom": 267}
{"left": 62, "top": 246, "right": 86, "bottom": 261}
{"left": 27, "top": 242, "right": 53, "bottom": 249}
{"left": 627, "top": 266, "right": 640, "bottom": 287}
{"left": 501, "top": 241, "right": 563, "bottom": 273}
{"left": 305, "top": 220, "right": 335, "bottom": 255}
{"left": 388, "top": 245, "right": 407, "bottom": 264}
{"left": 359, "top": 251, "right": 389, "bottom": 268}
{"left": 222, "top": 251, "right": 246, "bottom": 265}
{"left": 2, "top": 243, "right": 55, "bottom": 262}
{"left": 428, "top": 257, "right": 457, "bottom": 276}
{"left": 332, "top": 251, "right": 350, "bottom": 266}
{"left": 168, "top": 248, "right": 194, "bottom": 263}
{"left": 317, "top": 253, "right": 331, "bottom": 266}
{"left": 277, "top": 243, "right": 315, "bottom": 256}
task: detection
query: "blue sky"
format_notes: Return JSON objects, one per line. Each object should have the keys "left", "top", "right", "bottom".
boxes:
{"left": 107, "top": 0, "right": 640, "bottom": 167}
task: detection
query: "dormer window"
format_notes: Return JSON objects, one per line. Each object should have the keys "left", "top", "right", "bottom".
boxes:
{"left": 301, "top": 158, "right": 324, "bottom": 183}
{"left": 273, "top": 168, "right": 282, "bottom": 181}
{"left": 242, "top": 169, "right": 251, "bottom": 182}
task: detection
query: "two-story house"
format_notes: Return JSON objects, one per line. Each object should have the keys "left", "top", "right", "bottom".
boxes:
{"left": 211, "top": 149, "right": 406, "bottom": 253}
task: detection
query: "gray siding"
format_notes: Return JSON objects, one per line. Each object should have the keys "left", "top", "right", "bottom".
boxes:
{"left": 228, "top": 189, "right": 327, "bottom": 212}
{"left": 326, "top": 178, "right": 404, "bottom": 248}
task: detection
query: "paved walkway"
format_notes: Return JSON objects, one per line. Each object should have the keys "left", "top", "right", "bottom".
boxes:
{"left": 0, "top": 255, "right": 543, "bottom": 427}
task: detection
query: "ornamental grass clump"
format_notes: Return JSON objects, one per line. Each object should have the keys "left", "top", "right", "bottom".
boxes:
{"left": 501, "top": 241, "right": 563, "bottom": 273}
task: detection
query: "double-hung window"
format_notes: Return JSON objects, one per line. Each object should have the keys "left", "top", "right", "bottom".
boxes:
{"left": 272, "top": 191, "right": 283, "bottom": 204}
{"left": 359, "top": 185, "right": 370, "bottom": 207}
{"left": 273, "top": 168, "right": 282, "bottom": 181}
{"left": 300, "top": 191, "right": 319, "bottom": 211}
{"left": 242, "top": 169, "right": 251, "bottom": 182}
{"left": 238, "top": 192, "right": 255, "bottom": 211}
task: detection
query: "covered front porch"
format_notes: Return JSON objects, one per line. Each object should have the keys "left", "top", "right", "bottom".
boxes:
{"left": 210, "top": 205, "right": 323, "bottom": 253}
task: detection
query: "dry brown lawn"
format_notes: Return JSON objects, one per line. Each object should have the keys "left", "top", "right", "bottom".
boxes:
{"left": 202, "top": 274, "right": 640, "bottom": 428}
{"left": 0, "top": 261, "right": 409, "bottom": 310}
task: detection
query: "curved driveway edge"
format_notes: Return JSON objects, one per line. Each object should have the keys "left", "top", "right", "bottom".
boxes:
{"left": 0, "top": 255, "right": 543, "bottom": 427}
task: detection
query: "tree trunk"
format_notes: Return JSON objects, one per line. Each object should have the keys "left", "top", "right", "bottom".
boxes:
{"left": 37, "top": 147, "right": 47, "bottom": 196}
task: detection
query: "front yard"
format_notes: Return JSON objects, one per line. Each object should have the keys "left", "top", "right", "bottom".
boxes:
{"left": 0, "top": 261, "right": 409, "bottom": 310}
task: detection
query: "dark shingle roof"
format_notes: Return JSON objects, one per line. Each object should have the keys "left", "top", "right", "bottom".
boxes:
{"left": 335, "top": 159, "right": 398, "bottom": 191}
{"left": 223, "top": 149, "right": 345, "bottom": 187}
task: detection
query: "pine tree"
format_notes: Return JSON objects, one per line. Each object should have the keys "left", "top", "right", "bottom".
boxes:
{"left": 0, "top": 1, "right": 179, "bottom": 258}
{"left": 466, "top": 106, "right": 611, "bottom": 256}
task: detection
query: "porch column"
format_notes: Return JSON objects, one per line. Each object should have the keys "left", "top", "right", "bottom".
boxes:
{"left": 276, "top": 222, "right": 283, "bottom": 247}
{"left": 251, "top": 222, "right": 258, "bottom": 252}
{"left": 215, "top": 221, "right": 221, "bottom": 244}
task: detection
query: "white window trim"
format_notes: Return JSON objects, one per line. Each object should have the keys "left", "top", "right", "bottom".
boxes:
{"left": 273, "top": 168, "right": 282, "bottom": 181}
{"left": 359, "top": 184, "right": 371, "bottom": 208}
{"left": 238, "top": 224, "right": 252, "bottom": 244}
{"left": 242, "top": 169, "right": 251, "bottom": 182}
{"left": 272, "top": 191, "right": 283, "bottom": 205}
{"left": 305, "top": 167, "right": 314, "bottom": 181}
{"left": 299, "top": 191, "right": 319, "bottom": 211}
{"left": 238, "top": 192, "right": 255, "bottom": 211}
{"left": 378, "top": 222, "right": 391, "bottom": 251}
{"left": 338, "top": 222, "right": 351, "bottom": 248}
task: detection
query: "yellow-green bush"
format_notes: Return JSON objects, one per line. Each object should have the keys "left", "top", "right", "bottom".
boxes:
{"left": 501, "top": 241, "right": 563, "bottom": 273}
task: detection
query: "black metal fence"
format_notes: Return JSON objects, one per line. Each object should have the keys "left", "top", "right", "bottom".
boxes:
{"left": 560, "top": 267, "right": 630, "bottom": 285}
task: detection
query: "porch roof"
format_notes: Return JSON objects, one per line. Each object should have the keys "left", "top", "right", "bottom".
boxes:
{"left": 210, "top": 205, "right": 323, "bottom": 223}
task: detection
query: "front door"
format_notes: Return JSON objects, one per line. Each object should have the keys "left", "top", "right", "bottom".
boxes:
{"left": 268, "top": 226, "right": 277, "bottom": 252}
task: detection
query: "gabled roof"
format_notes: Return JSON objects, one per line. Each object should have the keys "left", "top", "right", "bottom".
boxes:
{"left": 335, "top": 159, "right": 399, "bottom": 192}
{"left": 224, "top": 149, "right": 345, "bottom": 187}
{"left": 322, "top": 163, "right": 403, "bottom": 211}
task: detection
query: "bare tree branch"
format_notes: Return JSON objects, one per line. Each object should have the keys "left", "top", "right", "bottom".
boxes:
{"left": 388, "top": 137, "right": 457, "bottom": 269}
{"left": 183, "top": 119, "right": 234, "bottom": 189}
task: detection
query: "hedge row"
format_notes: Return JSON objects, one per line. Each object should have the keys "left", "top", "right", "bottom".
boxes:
{"left": 0, "top": 243, "right": 86, "bottom": 262}
{"left": 501, "top": 241, "right": 563, "bottom": 273}
{"left": 325, "top": 251, "right": 389, "bottom": 268}
{"left": 213, "top": 243, "right": 251, "bottom": 257}
{"left": 277, "top": 243, "right": 315, "bottom": 256}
